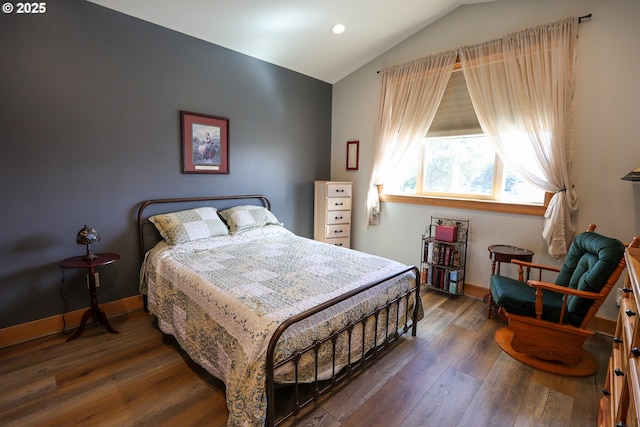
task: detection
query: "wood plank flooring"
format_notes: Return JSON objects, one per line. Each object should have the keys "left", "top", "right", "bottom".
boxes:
{"left": 0, "top": 291, "right": 610, "bottom": 426}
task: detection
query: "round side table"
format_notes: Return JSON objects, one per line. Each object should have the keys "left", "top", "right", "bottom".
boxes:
{"left": 486, "top": 244, "right": 534, "bottom": 319}
{"left": 59, "top": 252, "right": 120, "bottom": 341}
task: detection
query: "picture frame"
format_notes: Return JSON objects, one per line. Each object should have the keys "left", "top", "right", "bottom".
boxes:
{"left": 181, "top": 111, "right": 229, "bottom": 174}
{"left": 346, "top": 140, "right": 359, "bottom": 171}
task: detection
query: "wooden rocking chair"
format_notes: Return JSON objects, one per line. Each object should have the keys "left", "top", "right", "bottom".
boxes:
{"left": 490, "top": 224, "right": 640, "bottom": 376}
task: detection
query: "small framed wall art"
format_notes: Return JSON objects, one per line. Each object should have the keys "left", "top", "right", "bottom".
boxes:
{"left": 346, "top": 140, "right": 359, "bottom": 171}
{"left": 181, "top": 111, "right": 229, "bottom": 174}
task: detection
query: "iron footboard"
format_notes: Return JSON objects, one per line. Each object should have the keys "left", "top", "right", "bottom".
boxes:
{"left": 265, "top": 265, "right": 421, "bottom": 426}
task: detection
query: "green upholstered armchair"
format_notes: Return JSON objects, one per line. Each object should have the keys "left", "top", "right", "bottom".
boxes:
{"left": 490, "top": 224, "right": 640, "bottom": 376}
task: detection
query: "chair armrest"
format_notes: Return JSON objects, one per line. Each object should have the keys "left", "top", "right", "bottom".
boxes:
{"left": 527, "top": 280, "right": 600, "bottom": 300}
{"left": 511, "top": 259, "right": 560, "bottom": 282}
{"left": 527, "top": 279, "right": 601, "bottom": 322}
{"left": 512, "top": 259, "right": 561, "bottom": 273}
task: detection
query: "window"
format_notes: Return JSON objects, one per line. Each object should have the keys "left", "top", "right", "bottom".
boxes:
{"left": 382, "top": 67, "right": 546, "bottom": 208}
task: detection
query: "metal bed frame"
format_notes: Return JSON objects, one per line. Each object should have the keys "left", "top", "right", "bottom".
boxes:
{"left": 136, "top": 195, "right": 420, "bottom": 426}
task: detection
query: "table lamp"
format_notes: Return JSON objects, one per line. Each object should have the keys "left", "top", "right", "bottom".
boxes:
{"left": 76, "top": 225, "right": 100, "bottom": 260}
{"left": 621, "top": 165, "right": 640, "bottom": 181}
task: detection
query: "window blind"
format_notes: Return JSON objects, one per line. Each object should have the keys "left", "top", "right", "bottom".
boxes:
{"left": 427, "top": 68, "right": 482, "bottom": 137}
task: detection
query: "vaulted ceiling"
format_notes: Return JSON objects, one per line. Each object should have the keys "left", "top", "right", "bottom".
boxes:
{"left": 87, "top": 0, "right": 496, "bottom": 83}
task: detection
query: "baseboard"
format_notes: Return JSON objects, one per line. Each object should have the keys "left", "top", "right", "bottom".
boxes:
{"left": 0, "top": 294, "right": 144, "bottom": 349}
{"left": 587, "top": 316, "right": 616, "bottom": 336}
{"left": 463, "top": 282, "right": 616, "bottom": 336}
{"left": 464, "top": 282, "right": 490, "bottom": 300}
{"left": 1, "top": 284, "right": 617, "bottom": 349}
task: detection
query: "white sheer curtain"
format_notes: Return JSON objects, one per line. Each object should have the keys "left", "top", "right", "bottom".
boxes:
{"left": 366, "top": 51, "right": 457, "bottom": 226}
{"left": 459, "top": 17, "right": 578, "bottom": 257}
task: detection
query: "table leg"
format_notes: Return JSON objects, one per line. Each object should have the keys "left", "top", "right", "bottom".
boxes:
{"left": 66, "top": 307, "right": 119, "bottom": 342}
{"left": 66, "top": 266, "right": 119, "bottom": 341}
{"left": 97, "top": 308, "right": 119, "bottom": 334}
{"left": 66, "top": 308, "right": 92, "bottom": 342}
{"left": 487, "top": 259, "right": 499, "bottom": 319}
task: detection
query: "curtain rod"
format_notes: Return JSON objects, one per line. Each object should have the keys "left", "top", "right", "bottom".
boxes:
{"left": 578, "top": 13, "right": 592, "bottom": 23}
{"left": 376, "top": 14, "right": 592, "bottom": 74}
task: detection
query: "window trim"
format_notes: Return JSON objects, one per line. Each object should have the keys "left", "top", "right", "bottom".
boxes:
{"left": 379, "top": 191, "right": 551, "bottom": 216}
{"left": 394, "top": 135, "right": 546, "bottom": 208}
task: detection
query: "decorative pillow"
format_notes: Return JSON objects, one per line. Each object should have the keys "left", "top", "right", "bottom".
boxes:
{"left": 219, "top": 205, "right": 283, "bottom": 234}
{"left": 149, "top": 207, "right": 228, "bottom": 245}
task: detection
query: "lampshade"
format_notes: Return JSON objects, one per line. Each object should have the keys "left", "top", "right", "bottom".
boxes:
{"left": 621, "top": 165, "right": 640, "bottom": 181}
{"left": 77, "top": 225, "right": 100, "bottom": 260}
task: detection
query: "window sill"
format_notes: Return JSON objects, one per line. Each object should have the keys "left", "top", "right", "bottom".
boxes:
{"left": 379, "top": 193, "right": 548, "bottom": 216}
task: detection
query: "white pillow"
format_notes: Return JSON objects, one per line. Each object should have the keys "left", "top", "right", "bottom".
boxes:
{"left": 218, "top": 205, "right": 283, "bottom": 234}
{"left": 149, "top": 207, "right": 229, "bottom": 245}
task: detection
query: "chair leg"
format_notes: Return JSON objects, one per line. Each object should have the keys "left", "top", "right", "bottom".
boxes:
{"left": 484, "top": 292, "right": 493, "bottom": 319}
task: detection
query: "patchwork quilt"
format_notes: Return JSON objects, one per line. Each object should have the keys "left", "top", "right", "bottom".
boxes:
{"left": 140, "top": 225, "right": 421, "bottom": 426}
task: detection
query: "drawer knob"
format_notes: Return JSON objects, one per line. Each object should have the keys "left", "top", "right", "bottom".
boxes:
{"left": 602, "top": 388, "right": 611, "bottom": 396}
{"left": 335, "top": 216, "right": 343, "bottom": 220}
{"left": 632, "top": 347, "right": 640, "bottom": 357}
{"left": 335, "top": 202, "right": 344, "bottom": 206}
{"left": 334, "top": 230, "right": 343, "bottom": 234}
{"left": 614, "top": 368, "right": 625, "bottom": 377}
{"left": 335, "top": 189, "right": 344, "bottom": 193}
{"left": 626, "top": 309, "right": 637, "bottom": 317}
{"left": 623, "top": 287, "right": 633, "bottom": 293}
{"left": 335, "top": 243, "right": 343, "bottom": 246}
{"left": 613, "top": 336, "right": 623, "bottom": 344}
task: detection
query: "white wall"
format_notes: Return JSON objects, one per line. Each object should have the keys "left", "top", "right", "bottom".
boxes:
{"left": 331, "top": 0, "right": 640, "bottom": 320}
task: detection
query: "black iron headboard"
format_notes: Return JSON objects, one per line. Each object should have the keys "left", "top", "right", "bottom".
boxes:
{"left": 136, "top": 194, "right": 272, "bottom": 263}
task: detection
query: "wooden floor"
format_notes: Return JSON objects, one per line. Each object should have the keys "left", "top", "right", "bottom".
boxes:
{"left": 0, "top": 291, "right": 610, "bottom": 427}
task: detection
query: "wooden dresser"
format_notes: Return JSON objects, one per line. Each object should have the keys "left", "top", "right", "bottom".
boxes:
{"left": 598, "top": 247, "right": 640, "bottom": 426}
{"left": 313, "top": 181, "right": 352, "bottom": 248}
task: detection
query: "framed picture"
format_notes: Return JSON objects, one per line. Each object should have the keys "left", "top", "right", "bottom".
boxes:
{"left": 181, "top": 111, "right": 229, "bottom": 174}
{"left": 347, "top": 140, "right": 359, "bottom": 171}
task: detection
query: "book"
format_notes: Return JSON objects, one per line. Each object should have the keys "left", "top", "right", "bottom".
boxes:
{"left": 451, "top": 250, "right": 459, "bottom": 267}
{"left": 430, "top": 242, "right": 439, "bottom": 264}
{"left": 449, "top": 279, "right": 457, "bottom": 295}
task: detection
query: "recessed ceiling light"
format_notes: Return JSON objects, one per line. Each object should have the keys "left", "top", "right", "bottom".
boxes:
{"left": 331, "top": 23, "right": 346, "bottom": 35}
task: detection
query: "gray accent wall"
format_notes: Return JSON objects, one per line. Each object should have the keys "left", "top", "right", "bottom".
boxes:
{"left": 0, "top": 1, "right": 332, "bottom": 328}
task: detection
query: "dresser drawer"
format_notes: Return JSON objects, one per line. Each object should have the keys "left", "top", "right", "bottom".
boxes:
{"left": 326, "top": 224, "right": 350, "bottom": 238}
{"left": 326, "top": 197, "right": 351, "bottom": 211}
{"left": 324, "top": 237, "right": 350, "bottom": 247}
{"left": 327, "top": 183, "right": 352, "bottom": 197}
{"left": 628, "top": 359, "right": 640, "bottom": 426}
{"left": 620, "top": 296, "right": 638, "bottom": 348}
{"left": 610, "top": 345, "right": 625, "bottom": 412}
{"left": 326, "top": 210, "right": 350, "bottom": 225}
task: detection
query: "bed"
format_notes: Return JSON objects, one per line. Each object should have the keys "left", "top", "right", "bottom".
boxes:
{"left": 137, "top": 195, "right": 422, "bottom": 427}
